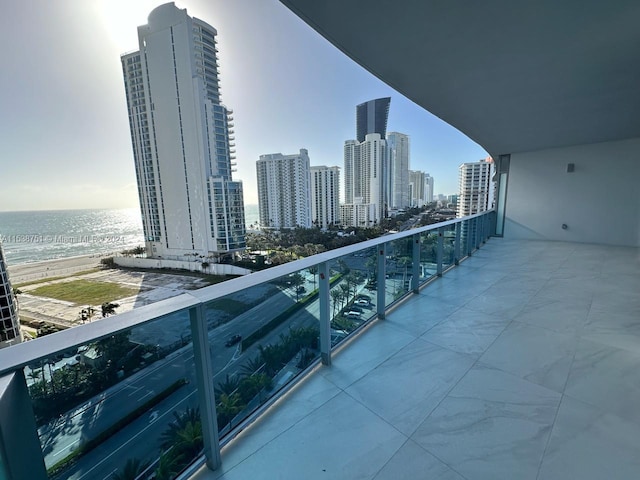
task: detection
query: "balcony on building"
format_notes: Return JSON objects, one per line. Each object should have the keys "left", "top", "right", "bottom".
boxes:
{"left": 0, "top": 1, "right": 639, "bottom": 480}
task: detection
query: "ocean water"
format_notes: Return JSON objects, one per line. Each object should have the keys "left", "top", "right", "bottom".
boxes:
{"left": 0, "top": 205, "right": 260, "bottom": 266}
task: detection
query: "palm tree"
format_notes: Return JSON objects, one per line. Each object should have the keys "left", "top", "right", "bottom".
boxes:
{"left": 239, "top": 355, "right": 265, "bottom": 377}
{"left": 215, "top": 374, "right": 240, "bottom": 398}
{"left": 173, "top": 420, "right": 203, "bottom": 460}
{"left": 307, "top": 266, "right": 318, "bottom": 289}
{"left": 339, "top": 283, "right": 350, "bottom": 309}
{"left": 160, "top": 408, "right": 201, "bottom": 449}
{"left": 397, "top": 256, "right": 412, "bottom": 288}
{"left": 101, "top": 302, "right": 120, "bottom": 318}
{"left": 330, "top": 289, "right": 341, "bottom": 318}
{"left": 217, "top": 392, "right": 242, "bottom": 428}
{"left": 154, "top": 451, "right": 182, "bottom": 480}
{"left": 289, "top": 273, "right": 305, "bottom": 301}
{"left": 111, "top": 458, "right": 151, "bottom": 480}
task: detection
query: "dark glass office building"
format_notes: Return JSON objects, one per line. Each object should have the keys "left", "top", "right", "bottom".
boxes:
{"left": 356, "top": 97, "right": 391, "bottom": 142}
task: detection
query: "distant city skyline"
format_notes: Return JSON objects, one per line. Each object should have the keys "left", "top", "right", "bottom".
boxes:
{"left": 0, "top": 0, "right": 488, "bottom": 212}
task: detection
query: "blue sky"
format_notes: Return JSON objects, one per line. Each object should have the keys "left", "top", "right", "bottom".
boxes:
{"left": 0, "top": 0, "right": 487, "bottom": 211}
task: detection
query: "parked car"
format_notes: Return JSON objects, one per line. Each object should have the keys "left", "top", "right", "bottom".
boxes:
{"left": 355, "top": 299, "right": 370, "bottom": 306}
{"left": 345, "top": 311, "right": 361, "bottom": 318}
{"left": 225, "top": 334, "right": 242, "bottom": 347}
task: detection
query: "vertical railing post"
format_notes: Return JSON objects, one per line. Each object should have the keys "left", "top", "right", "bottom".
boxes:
{"left": 0, "top": 370, "right": 47, "bottom": 480}
{"left": 466, "top": 219, "right": 474, "bottom": 256}
{"left": 454, "top": 221, "right": 462, "bottom": 265}
{"left": 318, "top": 261, "right": 331, "bottom": 366}
{"left": 436, "top": 227, "right": 444, "bottom": 276}
{"left": 377, "top": 242, "right": 387, "bottom": 319}
{"left": 484, "top": 213, "right": 489, "bottom": 243}
{"left": 482, "top": 214, "right": 487, "bottom": 244}
{"left": 190, "top": 304, "right": 221, "bottom": 471}
{"left": 411, "top": 233, "right": 420, "bottom": 293}
{"left": 476, "top": 216, "right": 481, "bottom": 249}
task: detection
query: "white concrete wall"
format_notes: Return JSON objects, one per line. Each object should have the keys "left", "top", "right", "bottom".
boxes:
{"left": 114, "top": 257, "right": 251, "bottom": 276}
{"left": 504, "top": 137, "right": 640, "bottom": 246}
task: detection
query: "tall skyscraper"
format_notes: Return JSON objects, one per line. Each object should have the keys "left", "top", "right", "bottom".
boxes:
{"left": 310, "top": 166, "right": 340, "bottom": 229}
{"left": 457, "top": 158, "right": 495, "bottom": 217}
{"left": 343, "top": 133, "right": 387, "bottom": 226}
{"left": 0, "top": 242, "right": 21, "bottom": 349}
{"left": 121, "top": 3, "right": 245, "bottom": 260}
{"left": 424, "top": 173, "right": 434, "bottom": 203}
{"left": 343, "top": 98, "right": 394, "bottom": 227}
{"left": 409, "top": 170, "right": 424, "bottom": 207}
{"left": 387, "top": 132, "right": 410, "bottom": 209}
{"left": 356, "top": 97, "right": 391, "bottom": 142}
{"left": 257, "top": 149, "right": 312, "bottom": 229}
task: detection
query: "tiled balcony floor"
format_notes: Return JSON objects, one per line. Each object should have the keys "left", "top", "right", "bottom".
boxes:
{"left": 193, "top": 238, "right": 640, "bottom": 480}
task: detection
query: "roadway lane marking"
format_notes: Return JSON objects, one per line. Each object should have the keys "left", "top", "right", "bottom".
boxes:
{"left": 52, "top": 438, "right": 80, "bottom": 457}
{"left": 102, "top": 468, "right": 118, "bottom": 480}
{"left": 127, "top": 386, "right": 143, "bottom": 397}
{"left": 137, "top": 390, "right": 154, "bottom": 402}
{"left": 77, "top": 390, "right": 195, "bottom": 480}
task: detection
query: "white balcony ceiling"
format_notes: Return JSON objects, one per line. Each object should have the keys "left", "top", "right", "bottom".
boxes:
{"left": 281, "top": 0, "right": 640, "bottom": 157}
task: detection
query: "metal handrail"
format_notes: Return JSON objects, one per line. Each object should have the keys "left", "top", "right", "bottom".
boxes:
{"left": 0, "top": 210, "right": 492, "bottom": 376}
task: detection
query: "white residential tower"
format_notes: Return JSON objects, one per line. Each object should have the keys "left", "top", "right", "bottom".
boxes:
{"left": 310, "top": 166, "right": 340, "bottom": 229}
{"left": 457, "top": 158, "right": 495, "bottom": 217}
{"left": 121, "top": 3, "right": 245, "bottom": 260}
{"left": 257, "top": 149, "right": 312, "bottom": 229}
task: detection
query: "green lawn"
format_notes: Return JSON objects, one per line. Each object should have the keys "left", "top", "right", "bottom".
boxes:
{"left": 29, "top": 279, "right": 140, "bottom": 305}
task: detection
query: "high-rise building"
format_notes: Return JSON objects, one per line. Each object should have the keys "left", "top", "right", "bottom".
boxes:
{"left": 409, "top": 170, "right": 434, "bottom": 207}
{"left": 121, "top": 3, "right": 245, "bottom": 260}
{"left": 343, "top": 98, "right": 394, "bottom": 227}
{"left": 387, "top": 132, "right": 410, "bottom": 209}
{"left": 0, "top": 242, "right": 21, "bottom": 349}
{"left": 257, "top": 149, "right": 312, "bottom": 229}
{"left": 310, "top": 166, "right": 340, "bottom": 229}
{"left": 457, "top": 157, "right": 495, "bottom": 217}
{"left": 343, "top": 133, "right": 387, "bottom": 226}
{"left": 356, "top": 97, "right": 391, "bottom": 143}
{"left": 425, "top": 173, "right": 434, "bottom": 203}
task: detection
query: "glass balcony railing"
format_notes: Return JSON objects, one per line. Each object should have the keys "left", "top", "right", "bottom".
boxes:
{"left": 0, "top": 211, "right": 494, "bottom": 480}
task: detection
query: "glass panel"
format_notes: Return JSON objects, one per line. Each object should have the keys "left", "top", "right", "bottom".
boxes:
{"left": 442, "top": 225, "right": 456, "bottom": 271}
{"left": 385, "top": 238, "right": 413, "bottom": 308}
{"left": 419, "top": 230, "right": 438, "bottom": 284}
{"left": 28, "top": 310, "right": 198, "bottom": 480}
{"left": 206, "top": 266, "right": 321, "bottom": 438}
{"left": 461, "top": 219, "right": 471, "bottom": 255}
{"left": 328, "top": 250, "right": 375, "bottom": 345}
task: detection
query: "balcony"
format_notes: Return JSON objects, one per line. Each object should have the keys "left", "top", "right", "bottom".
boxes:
{"left": 1, "top": 212, "right": 638, "bottom": 480}
{"left": 191, "top": 236, "right": 639, "bottom": 480}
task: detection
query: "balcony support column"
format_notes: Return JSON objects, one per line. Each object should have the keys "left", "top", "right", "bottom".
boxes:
{"left": 411, "top": 234, "right": 420, "bottom": 293}
{"left": 377, "top": 243, "right": 387, "bottom": 319}
{"left": 0, "top": 370, "right": 47, "bottom": 480}
{"left": 436, "top": 227, "right": 444, "bottom": 276}
{"left": 190, "top": 305, "right": 222, "bottom": 471}
{"left": 454, "top": 221, "right": 462, "bottom": 265}
{"left": 318, "top": 261, "right": 331, "bottom": 366}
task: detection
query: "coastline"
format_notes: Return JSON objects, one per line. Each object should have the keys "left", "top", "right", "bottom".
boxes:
{"left": 7, "top": 253, "right": 112, "bottom": 285}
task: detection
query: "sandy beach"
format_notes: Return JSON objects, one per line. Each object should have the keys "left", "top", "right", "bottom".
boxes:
{"left": 7, "top": 254, "right": 110, "bottom": 284}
